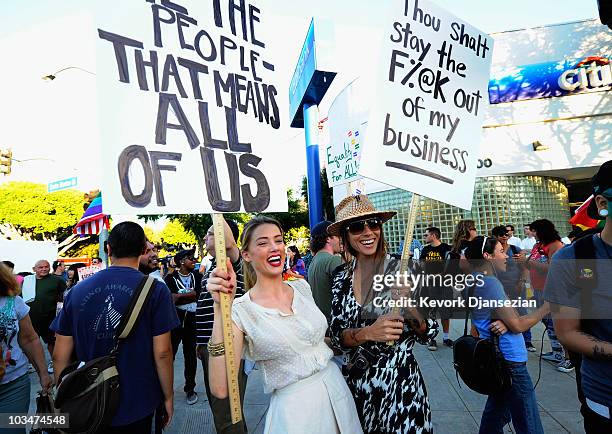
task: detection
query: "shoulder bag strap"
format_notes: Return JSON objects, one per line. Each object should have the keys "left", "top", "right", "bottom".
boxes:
{"left": 463, "top": 283, "right": 475, "bottom": 336}
{"left": 115, "top": 276, "right": 155, "bottom": 341}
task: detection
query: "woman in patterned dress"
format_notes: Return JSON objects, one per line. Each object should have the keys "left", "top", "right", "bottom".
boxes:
{"left": 328, "top": 195, "right": 437, "bottom": 434}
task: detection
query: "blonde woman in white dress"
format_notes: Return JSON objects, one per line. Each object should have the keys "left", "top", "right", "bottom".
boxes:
{"left": 207, "top": 216, "right": 362, "bottom": 434}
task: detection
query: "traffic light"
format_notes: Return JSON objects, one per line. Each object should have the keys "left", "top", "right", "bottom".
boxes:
{"left": 0, "top": 149, "right": 12, "bottom": 175}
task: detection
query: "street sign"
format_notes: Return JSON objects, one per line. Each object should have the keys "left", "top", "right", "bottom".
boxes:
{"left": 289, "top": 18, "right": 336, "bottom": 128}
{"left": 48, "top": 177, "right": 78, "bottom": 192}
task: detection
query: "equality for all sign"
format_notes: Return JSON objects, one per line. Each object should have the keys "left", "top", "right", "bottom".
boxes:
{"left": 326, "top": 78, "right": 370, "bottom": 188}
{"left": 97, "top": 0, "right": 287, "bottom": 214}
{"left": 359, "top": 0, "right": 493, "bottom": 210}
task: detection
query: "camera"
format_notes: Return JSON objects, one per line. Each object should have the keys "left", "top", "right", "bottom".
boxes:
{"left": 346, "top": 347, "right": 377, "bottom": 376}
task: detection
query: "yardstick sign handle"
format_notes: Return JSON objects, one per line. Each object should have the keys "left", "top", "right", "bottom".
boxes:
{"left": 387, "top": 193, "right": 421, "bottom": 346}
{"left": 212, "top": 214, "right": 242, "bottom": 424}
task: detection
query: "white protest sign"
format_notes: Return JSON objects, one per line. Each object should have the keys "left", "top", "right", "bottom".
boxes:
{"left": 359, "top": 0, "right": 493, "bottom": 209}
{"left": 97, "top": 0, "right": 287, "bottom": 214}
{"left": 77, "top": 264, "right": 103, "bottom": 281}
{"left": 326, "top": 78, "right": 370, "bottom": 187}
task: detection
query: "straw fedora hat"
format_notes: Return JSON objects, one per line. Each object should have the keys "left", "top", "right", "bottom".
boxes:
{"left": 327, "top": 194, "right": 396, "bottom": 236}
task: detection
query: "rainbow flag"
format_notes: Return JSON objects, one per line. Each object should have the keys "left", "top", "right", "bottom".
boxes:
{"left": 569, "top": 195, "right": 600, "bottom": 230}
{"left": 74, "top": 193, "right": 109, "bottom": 235}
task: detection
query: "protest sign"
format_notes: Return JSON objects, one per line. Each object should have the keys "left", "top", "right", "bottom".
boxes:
{"left": 359, "top": 0, "right": 493, "bottom": 209}
{"left": 97, "top": 0, "right": 288, "bottom": 214}
{"left": 77, "top": 264, "right": 103, "bottom": 281}
{"left": 326, "top": 78, "right": 369, "bottom": 187}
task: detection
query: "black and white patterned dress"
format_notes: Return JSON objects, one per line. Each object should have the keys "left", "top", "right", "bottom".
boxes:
{"left": 329, "top": 259, "right": 435, "bottom": 434}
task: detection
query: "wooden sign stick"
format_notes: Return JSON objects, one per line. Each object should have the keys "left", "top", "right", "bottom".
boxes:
{"left": 387, "top": 193, "right": 421, "bottom": 345}
{"left": 212, "top": 213, "right": 242, "bottom": 424}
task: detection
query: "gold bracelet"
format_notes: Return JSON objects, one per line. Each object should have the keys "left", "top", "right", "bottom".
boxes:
{"left": 207, "top": 341, "right": 225, "bottom": 357}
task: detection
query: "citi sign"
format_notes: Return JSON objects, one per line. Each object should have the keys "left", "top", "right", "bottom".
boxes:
{"left": 489, "top": 56, "right": 611, "bottom": 104}
{"left": 558, "top": 57, "right": 611, "bottom": 91}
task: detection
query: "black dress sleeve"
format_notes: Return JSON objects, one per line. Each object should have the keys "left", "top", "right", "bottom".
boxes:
{"left": 329, "top": 265, "right": 353, "bottom": 352}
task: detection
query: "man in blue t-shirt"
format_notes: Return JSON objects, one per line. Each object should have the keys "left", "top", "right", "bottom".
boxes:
{"left": 51, "top": 222, "right": 180, "bottom": 433}
{"left": 545, "top": 161, "right": 612, "bottom": 433}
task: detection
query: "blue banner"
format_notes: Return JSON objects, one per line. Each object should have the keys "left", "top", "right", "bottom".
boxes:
{"left": 488, "top": 56, "right": 611, "bottom": 104}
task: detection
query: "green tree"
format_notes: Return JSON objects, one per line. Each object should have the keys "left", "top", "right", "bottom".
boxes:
{"left": 158, "top": 220, "right": 197, "bottom": 249}
{"left": 301, "top": 169, "right": 335, "bottom": 221}
{"left": 143, "top": 226, "right": 160, "bottom": 244}
{"left": 142, "top": 213, "right": 249, "bottom": 254}
{"left": 285, "top": 226, "right": 310, "bottom": 253}
{"left": 0, "top": 182, "right": 85, "bottom": 242}
{"left": 264, "top": 189, "right": 309, "bottom": 231}
{"left": 68, "top": 242, "right": 101, "bottom": 259}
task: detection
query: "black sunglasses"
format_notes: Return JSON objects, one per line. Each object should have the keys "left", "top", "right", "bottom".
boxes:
{"left": 345, "top": 218, "right": 382, "bottom": 235}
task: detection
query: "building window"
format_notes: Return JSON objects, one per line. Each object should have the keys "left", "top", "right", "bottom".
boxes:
{"left": 368, "top": 175, "right": 571, "bottom": 252}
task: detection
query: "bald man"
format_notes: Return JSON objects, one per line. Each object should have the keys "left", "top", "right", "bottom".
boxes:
{"left": 28, "top": 260, "right": 66, "bottom": 362}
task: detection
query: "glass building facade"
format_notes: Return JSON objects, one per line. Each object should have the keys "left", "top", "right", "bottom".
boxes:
{"left": 368, "top": 175, "right": 572, "bottom": 252}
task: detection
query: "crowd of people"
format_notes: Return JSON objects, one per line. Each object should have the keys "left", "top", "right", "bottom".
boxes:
{"left": 0, "top": 160, "right": 610, "bottom": 433}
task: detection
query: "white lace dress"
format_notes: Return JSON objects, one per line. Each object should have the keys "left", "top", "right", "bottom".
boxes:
{"left": 232, "top": 279, "right": 362, "bottom": 434}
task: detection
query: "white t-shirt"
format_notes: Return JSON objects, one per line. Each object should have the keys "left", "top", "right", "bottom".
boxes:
{"left": 149, "top": 269, "right": 165, "bottom": 283}
{"left": 0, "top": 296, "right": 30, "bottom": 384}
{"left": 521, "top": 237, "right": 537, "bottom": 252}
{"left": 508, "top": 236, "right": 522, "bottom": 248}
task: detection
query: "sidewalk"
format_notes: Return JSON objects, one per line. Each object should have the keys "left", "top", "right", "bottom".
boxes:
{"left": 29, "top": 321, "right": 584, "bottom": 433}
{"left": 168, "top": 321, "right": 584, "bottom": 433}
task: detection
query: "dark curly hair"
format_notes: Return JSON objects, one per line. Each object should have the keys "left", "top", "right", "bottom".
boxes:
{"left": 529, "top": 219, "right": 561, "bottom": 245}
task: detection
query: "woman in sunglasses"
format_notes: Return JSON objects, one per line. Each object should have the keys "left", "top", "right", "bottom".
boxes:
{"left": 328, "top": 195, "right": 437, "bottom": 434}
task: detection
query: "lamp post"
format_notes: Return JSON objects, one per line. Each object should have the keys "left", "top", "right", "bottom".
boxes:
{"left": 42, "top": 66, "right": 108, "bottom": 266}
{"left": 42, "top": 66, "right": 95, "bottom": 81}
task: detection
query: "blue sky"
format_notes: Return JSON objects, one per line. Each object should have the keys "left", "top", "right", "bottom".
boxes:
{"left": 2, "top": 0, "right": 600, "bottom": 37}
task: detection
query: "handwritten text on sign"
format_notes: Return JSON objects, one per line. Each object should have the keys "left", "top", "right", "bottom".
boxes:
{"left": 359, "top": 0, "right": 493, "bottom": 209}
{"left": 98, "top": 0, "right": 287, "bottom": 214}
{"left": 326, "top": 78, "right": 370, "bottom": 188}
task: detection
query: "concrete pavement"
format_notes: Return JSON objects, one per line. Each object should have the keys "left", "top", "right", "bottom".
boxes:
{"left": 28, "top": 321, "right": 584, "bottom": 433}
{"left": 167, "top": 321, "right": 584, "bottom": 433}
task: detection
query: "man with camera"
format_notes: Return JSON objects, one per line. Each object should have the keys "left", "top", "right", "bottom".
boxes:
{"left": 164, "top": 248, "right": 202, "bottom": 406}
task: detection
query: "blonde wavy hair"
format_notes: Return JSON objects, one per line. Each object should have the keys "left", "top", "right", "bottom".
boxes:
{"left": 240, "top": 216, "right": 285, "bottom": 290}
{"left": 0, "top": 263, "right": 19, "bottom": 297}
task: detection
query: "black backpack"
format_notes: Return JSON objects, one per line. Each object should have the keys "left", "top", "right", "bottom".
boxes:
{"left": 54, "top": 276, "right": 155, "bottom": 434}
{"left": 453, "top": 285, "right": 512, "bottom": 395}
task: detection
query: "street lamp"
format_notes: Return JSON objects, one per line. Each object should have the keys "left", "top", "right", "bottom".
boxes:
{"left": 42, "top": 66, "right": 95, "bottom": 81}
{"left": 41, "top": 64, "right": 106, "bottom": 264}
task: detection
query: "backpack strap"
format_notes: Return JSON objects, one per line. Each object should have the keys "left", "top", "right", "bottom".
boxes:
{"left": 574, "top": 235, "right": 597, "bottom": 333}
{"left": 115, "top": 276, "right": 155, "bottom": 341}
